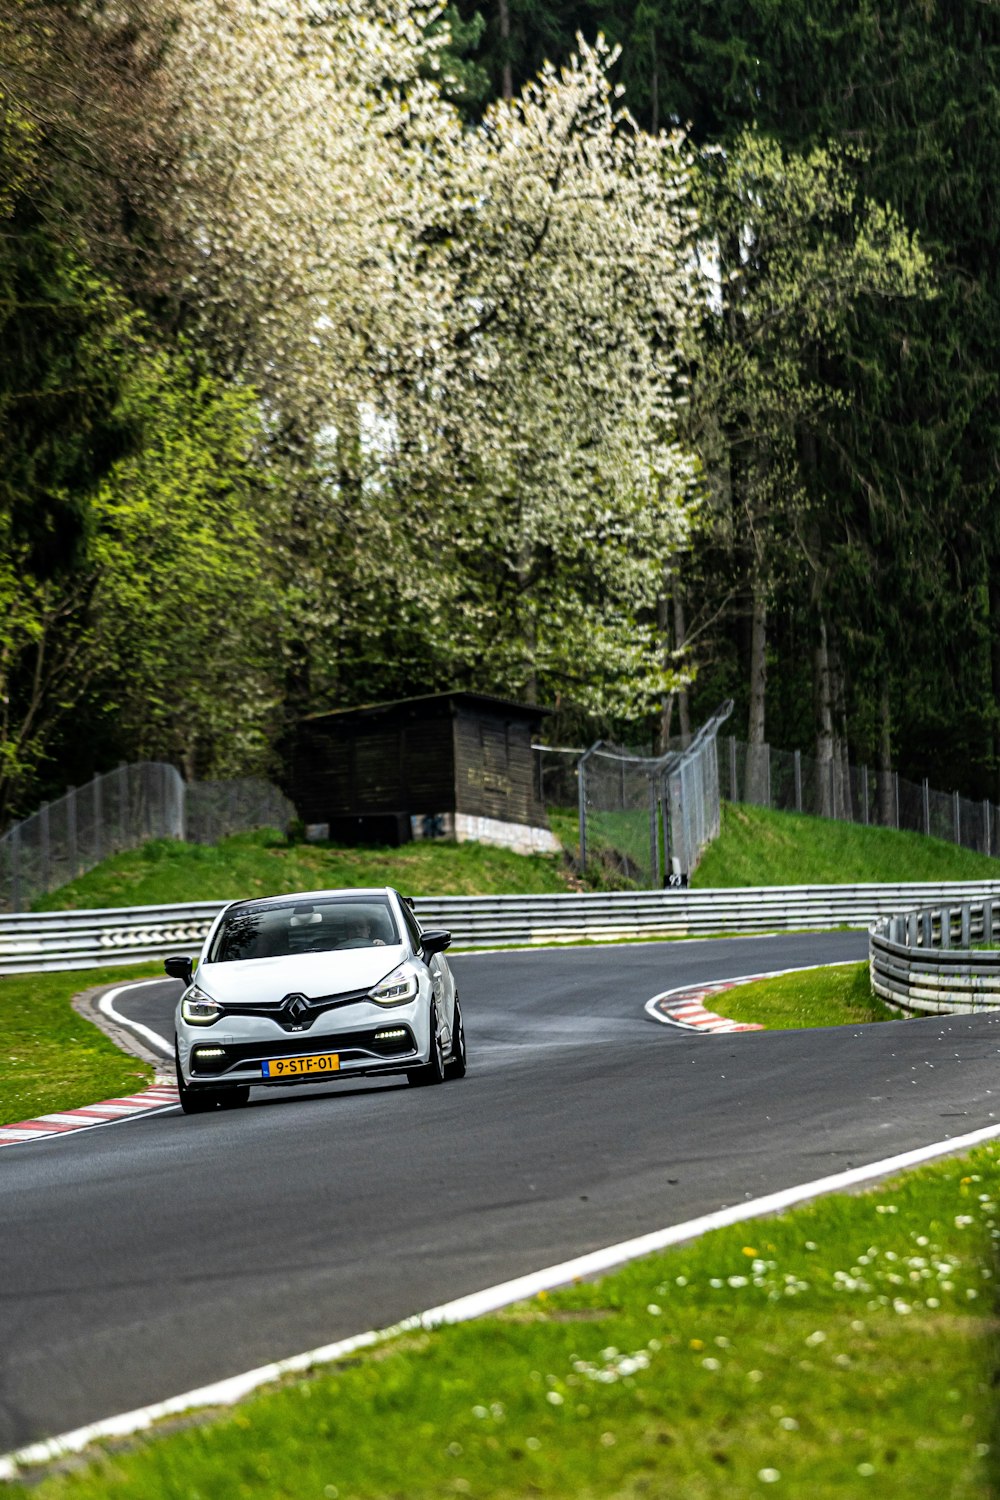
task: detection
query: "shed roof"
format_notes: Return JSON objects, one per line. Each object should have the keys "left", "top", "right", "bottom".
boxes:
{"left": 302, "top": 691, "right": 551, "bottom": 725}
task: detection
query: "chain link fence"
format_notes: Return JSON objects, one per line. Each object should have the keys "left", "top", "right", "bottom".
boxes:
{"left": 0, "top": 764, "right": 296, "bottom": 911}
{"left": 719, "top": 738, "right": 1000, "bottom": 856}
{"left": 534, "top": 703, "right": 733, "bottom": 888}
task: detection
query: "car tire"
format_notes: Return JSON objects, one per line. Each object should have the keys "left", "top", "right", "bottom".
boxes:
{"left": 175, "top": 1044, "right": 241, "bottom": 1115}
{"left": 407, "top": 1003, "right": 446, "bottom": 1087}
{"left": 445, "top": 996, "right": 467, "bottom": 1079}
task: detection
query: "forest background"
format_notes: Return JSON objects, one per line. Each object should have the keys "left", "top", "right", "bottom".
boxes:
{"left": 0, "top": 0, "right": 996, "bottom": 830}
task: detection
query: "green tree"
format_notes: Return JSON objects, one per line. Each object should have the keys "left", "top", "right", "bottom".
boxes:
{"left": 90, "top": 347, "right": 282, "bottom": 781}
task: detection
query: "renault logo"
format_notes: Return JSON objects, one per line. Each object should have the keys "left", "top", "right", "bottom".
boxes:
{"left": 283, "top": 993, "right": 310, "bottom": 1024}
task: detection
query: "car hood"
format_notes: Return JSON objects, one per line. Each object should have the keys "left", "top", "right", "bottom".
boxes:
{"left": 195, "top": 946, "right": 409, "bottom": 1006}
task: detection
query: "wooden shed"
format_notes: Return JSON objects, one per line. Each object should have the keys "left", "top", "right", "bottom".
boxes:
{"left": 289, "top": 692, "right": 559, "bottom": 853}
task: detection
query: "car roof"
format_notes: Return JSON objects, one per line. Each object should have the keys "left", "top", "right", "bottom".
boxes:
{"left": 219, "top": 887, "right": 399, "bottom": 915}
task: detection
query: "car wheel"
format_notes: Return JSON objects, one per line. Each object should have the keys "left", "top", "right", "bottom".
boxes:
{"left": 175, "top": 1044, "right": 232, "bottom": 1115}
{"left": 407, "top": 1003, "right": 446, "bottom": 1087}
{"left": 445, "top": 995, "right": 467, "bottom": 1079}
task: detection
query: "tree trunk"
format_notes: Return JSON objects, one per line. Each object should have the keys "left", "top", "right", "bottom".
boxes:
{"left": 990, "top": 577, "right": 1000, "bottom": 801}
{"left": 814, "top": 613, "right": 834, "bottom": 818}
{"left": 829, "top": 626, "right": 852, "bottom": 821}
{"left": 673, "top": 587, "right": 691, "bottom": 741}
{"left": 497, "top": 0, "right": 513, "bottom": 100}
{"left": 657, "top": 590, "right": 673, "bottom": 753}
{"left": 747, "top": 579, "right": 768, "bottom": 803}
{"left": 877, "top": 677, "right": 894, "bottom": 826}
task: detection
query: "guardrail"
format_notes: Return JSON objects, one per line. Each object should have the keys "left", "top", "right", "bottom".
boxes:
{"left": 4, "top": 880, "right": 1000, "bottom": 974}
{"left": 870, "top": 899, "right": 1000, "bottom": 1015}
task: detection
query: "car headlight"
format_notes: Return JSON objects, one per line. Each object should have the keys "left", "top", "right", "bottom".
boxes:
{"left": 369, "top": 966, "right": 419, "bottom": 1006}
{"left": 181, "top": 985, "right": 223, "bottom": 1026}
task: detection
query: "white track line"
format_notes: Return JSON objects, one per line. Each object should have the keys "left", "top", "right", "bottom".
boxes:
{"left": 4, "top": 1118, "right": 1000, "bottom": 1480}
{"left": 98, "top": 979, "right": 175, "bottom": 1057}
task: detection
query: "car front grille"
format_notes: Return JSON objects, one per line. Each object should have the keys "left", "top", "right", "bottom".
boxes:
{"left": 190, "top": 1026, "right": 416, "bottom": 1075}
{"left": 220, "top": 986, "right": 374, "bottom": 1032}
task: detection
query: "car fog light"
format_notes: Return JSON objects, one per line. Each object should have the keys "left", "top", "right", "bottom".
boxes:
{"left": 375, "top": 1028, "right": 407, "bottom": 1041}
{"left": 194, "top": 1047, "right": 225, "bottom": 1059}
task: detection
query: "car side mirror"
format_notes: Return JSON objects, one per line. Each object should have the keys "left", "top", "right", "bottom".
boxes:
{"left": 420, "top": 929, "right": 452, "bottom": 958}
{"left": 164, "top": 955, "right": 194, "bottom": 987}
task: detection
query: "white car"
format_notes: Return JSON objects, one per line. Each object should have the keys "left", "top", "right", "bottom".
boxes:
{"left": 166, "top": 887, "right": 466, "bottom": 1115}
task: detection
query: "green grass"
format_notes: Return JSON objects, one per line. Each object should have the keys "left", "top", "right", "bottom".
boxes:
{"left": 28, "top": 799, "right": 1000, "bottom": 914}
{"left": 15, "top": 1143, "right": 999, "bottom": 1498}
{"left": 34, "top": 828, "right": 577, "bottom": 912}
{"left": 0, "top": 962, "right": 161, "bottom": 1124}
{"left": 694, "top": 802, "right": 1000, "bottom": 888}
{"left": 716, "top": 961, "right": 895, "bottom": 1030}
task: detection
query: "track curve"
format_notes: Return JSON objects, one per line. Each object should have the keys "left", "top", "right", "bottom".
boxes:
{"left": 3, "top": 930, "right": 1000, "bottom": 1452}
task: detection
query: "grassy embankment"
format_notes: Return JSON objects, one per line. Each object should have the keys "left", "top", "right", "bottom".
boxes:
{"left": 30, "top": 800, "right": 1000, "bottom": 916}
{"left": 693, "top": 802, "right": 1000, "bottom": 888}
{"left": 11, "top": 1141, "right": 998, "bottom": 1498}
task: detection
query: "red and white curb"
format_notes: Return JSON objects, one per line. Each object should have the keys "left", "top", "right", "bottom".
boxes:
{"left": 645, "top": 960, "right": 864, "bottom": 1034}
{"left": 646, "top": 975, "right": 768, "bottom": 1032}
{"left": 0, "top": 1085, "right": 179, "bottom": 1148}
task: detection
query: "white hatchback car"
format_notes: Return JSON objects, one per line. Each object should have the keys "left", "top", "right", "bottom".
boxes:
{"left": 166, "top": 887, "right": 466, "bottom": 1114}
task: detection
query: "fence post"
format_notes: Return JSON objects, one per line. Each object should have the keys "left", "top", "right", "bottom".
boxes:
{"left": 765, "top": 745, "right": 772, "bottom": 808}
{"left": 829, "top": 759, "right": 836, "bottom": 821}
{"left": 984, "top": 800, "right": 991, "bottom": 858}
{"left": 794, "top": 750, "right": 802, "bottom": 813}
{"left": 649, "top": 778, "right": 661, "bottom": 888}
{"left": 894, "top": 772, "right": 900, "bottom": 829}
{"left": 92, "top": 772, "right": 103, "bottom": 863}
{"left": 66, "top": 787, "right": 77, "bottom": 879}
{"left": 953, "top": 790, "right": 960, "bottom": 846}
{"left": 39, "top": 801, "right": 50, "bottom": 894}
{"left": 577, "top": 742, "right": 602, "bottom": 875}
{"left": 923, "top": 779, "right": 930, "bottom": 837}
{"left": 118, "top": 762, "right": 128, "bottom": 852}
{"left": 729, "top": 737, "right": 737, "bottom": 802}
{"left": 861, "top": 764, "right": 869, "bottom": 825}
{"left": 10, "top": 823, "right": 21, "bottom": 912}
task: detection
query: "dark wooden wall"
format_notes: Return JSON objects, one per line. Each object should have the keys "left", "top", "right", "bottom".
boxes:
{"left": 453, "top": 708, "right": 546, "bottom": 825}
{"left": 290, "top": 696, "right": 548, "bottom": 829}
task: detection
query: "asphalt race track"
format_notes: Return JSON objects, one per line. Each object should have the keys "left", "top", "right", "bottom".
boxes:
{"left": 3, "top": 931, "right": 1000, "bottom": 1452}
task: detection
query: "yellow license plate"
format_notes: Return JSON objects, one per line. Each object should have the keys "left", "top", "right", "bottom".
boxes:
{"left": 262, "top": 1052, "right": 340, "bottom": 1079}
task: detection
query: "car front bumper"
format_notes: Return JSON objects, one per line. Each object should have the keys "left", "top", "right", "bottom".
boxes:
{"left": 175, "top": 999, "right": 429, "bottom": 1087}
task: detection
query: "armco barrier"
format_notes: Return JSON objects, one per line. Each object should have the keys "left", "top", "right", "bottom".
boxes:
{"left": 870, "top": 898, "right": 1000, "bottom": 1015}
{"left": 4, "top": 880, "right": 1000, "bottom": 975}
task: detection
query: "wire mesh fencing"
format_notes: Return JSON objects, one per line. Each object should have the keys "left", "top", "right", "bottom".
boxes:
{"left": 573, "top": 702, "right": 734, "bottom": 887}
{"left": 0, "top": 764, "right": 296, "bottom": 911}
{"left": 719, "top": 737, "right": 1000, "bottom": 857}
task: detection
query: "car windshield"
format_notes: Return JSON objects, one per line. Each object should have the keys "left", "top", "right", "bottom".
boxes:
{"left": 208, "top": 896, "right": 400, "bottom": 963}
